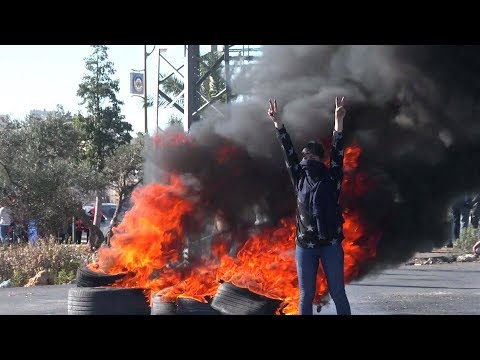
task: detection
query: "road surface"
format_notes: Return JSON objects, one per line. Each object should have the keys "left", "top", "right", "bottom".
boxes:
{"left": 0, "top": 261, "right": 478, "bottom": 315}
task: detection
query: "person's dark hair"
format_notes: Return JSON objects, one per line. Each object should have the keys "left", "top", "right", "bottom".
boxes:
{"left": 302, "top": 141, "right": 324, "bottom": 158}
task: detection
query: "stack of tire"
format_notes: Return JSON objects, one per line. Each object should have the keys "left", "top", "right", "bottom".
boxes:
{"left": 210, "top": 282, "right": 283, "bottom": 315}
{"left": 150, "top": 293, "right": 220, "bottom": 315}
{"left": 152, "top": 282, "right": 284, "bottom": 315}
{"left": 68, "top": 267, "right": 150, "bottom": 315}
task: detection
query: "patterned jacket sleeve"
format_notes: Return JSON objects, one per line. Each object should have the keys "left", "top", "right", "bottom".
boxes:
{"left": 276, "top": 125, "right": 302, "bottom": 189}
{"left": 329, "top": 130, "right": 344, "bottom": 201}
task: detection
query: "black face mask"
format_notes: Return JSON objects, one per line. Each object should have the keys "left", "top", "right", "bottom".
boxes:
{"left": 301, "top": 158, "right": 322, "bottom": 166}
{"left": 300, "top": 158, "right": 328, "bottom": 179}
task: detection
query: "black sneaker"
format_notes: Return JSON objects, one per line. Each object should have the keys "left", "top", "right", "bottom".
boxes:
{"left": 446, "top": 242, "right": 453, "bottom": 248}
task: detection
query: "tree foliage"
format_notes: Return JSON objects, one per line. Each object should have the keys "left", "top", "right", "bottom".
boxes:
{"left": 75, "top": 45, "right": 133, "bottom": 172}
{"left": 0, "top": 107, "right": 104, "bottom": 238}
{"left": 103, "top": 133, "right": 145, "bottom": 244}
{"left": 75, "top": 45, "right": 135, "bottom": 248}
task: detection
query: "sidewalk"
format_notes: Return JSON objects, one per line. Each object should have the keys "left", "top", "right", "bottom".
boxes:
{"left": 407, "top": 246, "right": 478, "bottom": 265}
{"left": 413, "top": 246, "right": 464, "bottom": 258}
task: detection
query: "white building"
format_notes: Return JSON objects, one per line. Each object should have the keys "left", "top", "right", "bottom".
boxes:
{"left": 0, "top": 114, "right": 9, "bottom": 127}
{"left": 29, "top": 109, "right": 55, "bottom": 120}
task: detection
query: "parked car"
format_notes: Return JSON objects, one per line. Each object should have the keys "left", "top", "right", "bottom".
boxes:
{"left": 83, "top": 203, "right": 117, "bottom": 219}
{"left": 82, "top": 204, "right": 112, "bottom": 236}
{"left": 100, "top": 203, "right": 117, "bottom": 219}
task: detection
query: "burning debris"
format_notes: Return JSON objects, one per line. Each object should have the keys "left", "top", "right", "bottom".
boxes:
{"left": 87, "top": 46, "right": 480, "bottom": 315}
{"left": 211, "top": 282, "right": 283, "bottom": 315}
{"left": 91, "top": 130, "right": 377, "bottom": 315}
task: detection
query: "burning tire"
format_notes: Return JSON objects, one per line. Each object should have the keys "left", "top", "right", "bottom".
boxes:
{"left": 67, "top": 287, "right": 150, "bottom": 315}
{"left": 151, "top": 293, "right": 177, "bottom": 315}
{"left": 177, "top": 297, "right": 220, "bottom": 315}
{"left": 75, "top": 266, "right": 126, "bottom": 287}
{"left": 211, "top": 282, "right": 283, "bottom": 315}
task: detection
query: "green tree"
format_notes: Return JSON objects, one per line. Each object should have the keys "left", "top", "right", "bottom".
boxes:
{"left": 142, "top": 95, "right": 154, "bottom": 109}
{"left": 198, "top": 52, "right": 227, "bottom": 103}
{"left": 75, "top": 45, "right": 133, "bottom": 249}
{"left": 103, "top": 133, "right": 145, "bottom": 245}
{"left": 167, "top": 115, "right": 183, "bottom": 127}
{"left": 161, "top": 75, "right": 184, "bottom": 106}
{"left": 76, "top": 45, "right": 132, "bottom": 172}
{"left": 0, "top": 108, "right": 103, "bottom": 239}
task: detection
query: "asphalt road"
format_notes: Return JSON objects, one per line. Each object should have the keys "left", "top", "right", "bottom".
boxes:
{"left": 0, "top": 261, "right": 478, "bottom": 315}
{"left": 320, "top": 261, "right": 480, "bottom": 315}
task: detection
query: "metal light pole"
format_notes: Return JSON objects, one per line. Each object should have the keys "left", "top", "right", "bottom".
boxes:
{"left": 184, "top": 45, "right": 201, "bottom": 131}
{"left": 144, "top": 45, "right": 156, "bottom": 134}
{"left": 156, "top": 48, "right": 168, "bottom": 131}
{"left": 144, "top": 45, "right": 147, "bottom": 133}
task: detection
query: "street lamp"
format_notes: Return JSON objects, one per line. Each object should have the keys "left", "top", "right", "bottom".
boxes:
{"left": 144, "top": 45, "right": 156, "bottom": 134}
{"left": 156, "top": 47, "right": 168, "bottom": 131}
{"left": 131, "top": 45, "right": 156, "bottom": 134}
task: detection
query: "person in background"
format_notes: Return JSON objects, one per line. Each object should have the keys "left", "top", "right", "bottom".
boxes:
{"left": 469, "top": 193, "right": 480, "bottom": 229}
{"left": 469, "top": 194, "right": 480, "bottom": 256}
{"left": 74, "top": 217, "right": 84, "bottom": 244}
{"left": 7, "top": 222, "right": 17, "bottom": 243}
{"left": 447, "top": 193, "right": 472, "bottom": 247}
{"left": 0, "top": 204, "right": 12, "bottom": 244}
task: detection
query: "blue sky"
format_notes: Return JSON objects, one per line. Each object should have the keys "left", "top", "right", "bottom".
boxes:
{"left": 0, "top": 45, "right": 196, "bottom": 134}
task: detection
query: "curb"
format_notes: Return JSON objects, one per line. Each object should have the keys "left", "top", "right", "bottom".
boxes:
{"left": 406, "top": 251, "right": 479, "bottom": 266}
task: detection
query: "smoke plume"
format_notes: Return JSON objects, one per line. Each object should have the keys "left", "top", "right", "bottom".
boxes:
{"left": 144, "top": 45, "right": 480, "bottom": 272}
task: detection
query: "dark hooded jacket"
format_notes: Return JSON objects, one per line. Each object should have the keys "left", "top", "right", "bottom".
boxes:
{"left": 276, "top": 125, "right": 345, "bottom": 248}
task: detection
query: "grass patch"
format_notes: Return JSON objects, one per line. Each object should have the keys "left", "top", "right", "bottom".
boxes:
{"left": 455, "top": 227, "right": 480, "bottom": 252}
{"left": 0, "top": 237, "right": 96, "bottom": 286}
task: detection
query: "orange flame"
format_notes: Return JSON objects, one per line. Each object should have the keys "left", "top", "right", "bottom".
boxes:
{"left": 92, "top": 137, "right": 380, "bottom": 314}
{"left": 215, "top": 218, "right": 297, "bottom": 313}
{"left": 214, "top": 209, "right": 380, "bottom": 315}
{"left": 152, "top": 131, "right": 193, "bottom": 148}
{"left": 343, "top": 143, "right": 361, "bottom": 170}
{"left": 216, "top": 144, "right": 240, "bottom": 164}
{"left": 94, "top": 175, "right": 196, "bottom": 292}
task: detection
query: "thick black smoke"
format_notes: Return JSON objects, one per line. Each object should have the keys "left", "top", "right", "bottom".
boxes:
{"left": 145, "top": 45, "right": 480, "bottom": 271}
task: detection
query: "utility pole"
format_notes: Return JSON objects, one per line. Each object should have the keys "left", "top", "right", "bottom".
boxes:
{"left": 156, "top": 48, "right": 168, "bottom": 131}
{"left": 223, "top": 45, "right": 232, "bottom": 120}
{"left": 156, "top": 45, "right": 262, "bottom": 132}
{"left": 184, "top": 45, "right": 201, "bottom": 131}
{"left": 144, "top": 45, "right": 156, "bottom": 134}
{"left": 144, "top": 45, "right": 148, "bottom": 133}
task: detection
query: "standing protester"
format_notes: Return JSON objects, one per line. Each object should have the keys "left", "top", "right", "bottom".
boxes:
{"left": 448, "top": 193, "right": 472, "bottom": 247}
{"left": 0, "top": 204, "right": 12, "bottom": 244}
{"left": 469, "top": 193, "right": 480, "bottom": 229}
{"left": 267, "top": 97, "right": 351, "bottom": 315}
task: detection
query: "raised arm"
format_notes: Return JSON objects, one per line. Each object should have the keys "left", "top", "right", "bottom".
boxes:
{"left": 267, "top": 99, "right": 302, "bottom": 188}
{"left": 330, "top": 97, "right": 346, "bottom": 200}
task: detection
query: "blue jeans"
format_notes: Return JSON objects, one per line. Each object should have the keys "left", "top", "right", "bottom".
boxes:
{"left": 451, "top": 206, "right": 470, "bottom": 241}
{"left": 0, "top": 225, "right": 9, "bottom": 243}
{"left": 295, "top": 242, "right": 351, "bottom": 315}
